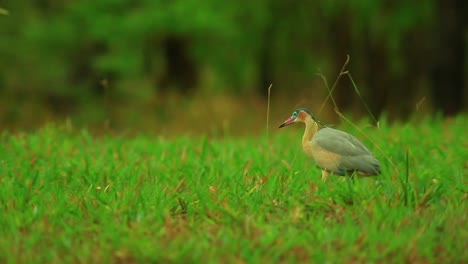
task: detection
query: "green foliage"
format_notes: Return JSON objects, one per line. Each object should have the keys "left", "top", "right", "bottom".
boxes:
{"left": 1, "top": 0, "right": 437, "bottom": 96}
{"left": 2, "top": 0, "right": 270, "bottom": 95}
{"left": 0, "top": 115, "right": 466, "bottom": 262}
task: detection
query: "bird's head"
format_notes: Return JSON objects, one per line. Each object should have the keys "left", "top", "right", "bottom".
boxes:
{"left": 279, "top": 108, "right": 316, "bottom": 128}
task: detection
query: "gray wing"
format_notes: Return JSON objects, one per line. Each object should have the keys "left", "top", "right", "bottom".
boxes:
{"left": 313, "top": 128, "right": 380, "bottom": 175}
{"left": 313, "top": 128, "right": 372, "bottom": 156}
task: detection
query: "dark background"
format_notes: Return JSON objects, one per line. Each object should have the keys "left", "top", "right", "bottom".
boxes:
{"left": 0, "top": 1, "right": 466, "bottom": 134}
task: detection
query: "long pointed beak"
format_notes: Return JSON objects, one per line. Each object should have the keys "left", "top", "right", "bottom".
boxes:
{"left": 279, "top": 117, "right": 295, "bottom": 128}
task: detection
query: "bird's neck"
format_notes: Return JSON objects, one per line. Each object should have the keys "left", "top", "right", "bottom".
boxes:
{"left": 302, "top": 116, "right": 319, "bottom": 145}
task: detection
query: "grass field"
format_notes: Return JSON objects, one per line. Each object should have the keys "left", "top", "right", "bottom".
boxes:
{"left": 0, "top": 114, "right": 466, "bottom": 263}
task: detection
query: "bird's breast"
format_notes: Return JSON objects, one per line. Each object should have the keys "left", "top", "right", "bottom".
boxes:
{"left": 302, "top": 141, "right": 340, "bottom": 171}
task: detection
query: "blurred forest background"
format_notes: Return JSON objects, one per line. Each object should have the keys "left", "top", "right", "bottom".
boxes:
{"left": 0, "top": 1, "right": 466, "bottom": 135}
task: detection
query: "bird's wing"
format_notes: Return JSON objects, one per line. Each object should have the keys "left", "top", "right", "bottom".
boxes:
{"left": 313, "top": 128, "right": 380, "bottom": 174}
{"left": 313, "top": 128, "right": 372, "bottom": 157}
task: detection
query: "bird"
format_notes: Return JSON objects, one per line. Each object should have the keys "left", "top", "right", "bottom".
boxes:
{"left": 279, "top": 108, "right": 381, "bottom": 182}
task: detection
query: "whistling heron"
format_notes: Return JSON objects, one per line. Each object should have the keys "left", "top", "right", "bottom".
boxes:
{"left": 279, "top": 108, "right": 381, "bottom": 181}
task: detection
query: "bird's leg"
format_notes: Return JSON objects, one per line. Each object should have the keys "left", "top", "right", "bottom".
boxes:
{"left": 321, "top": 170, "right": 329, "bottom": 182}
{"left": 339, "top": 171, "right": 354, "bottom": 183}
{"left": 349, "top": 171, "right": 356, "bottom": 183}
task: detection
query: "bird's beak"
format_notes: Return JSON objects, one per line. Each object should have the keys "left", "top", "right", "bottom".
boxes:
{"left": 279, "top": 116, "right": 295, "bottom": 128}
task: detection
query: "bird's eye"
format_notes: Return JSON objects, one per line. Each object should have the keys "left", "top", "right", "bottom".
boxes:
{"left": 292, "top": 112, "right": 297, "bottom": 118}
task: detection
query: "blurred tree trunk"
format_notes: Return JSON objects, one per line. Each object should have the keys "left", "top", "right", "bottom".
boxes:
{"left": 431, "top": 0, "right": 466, "bottom": 115}
{"left": 365, "top": 40, "right": 390, "bottom": 119}
{"left": 158, "top": 36, "right": 198, "bottom": 94}
{"left": 68, "top": 41, "right": 111, "bottom": 96}
{"left": 329, "top": 12, "right": 354, "bottom": 112}
{"left": 330, "top": 14, "right": 390, "bottom": 120}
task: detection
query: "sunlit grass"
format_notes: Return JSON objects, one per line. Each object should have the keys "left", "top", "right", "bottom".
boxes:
{"left": 0, "top": 114, "right": 466, "bottom": 263}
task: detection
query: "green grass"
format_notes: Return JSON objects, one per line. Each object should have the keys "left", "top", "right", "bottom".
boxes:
{"left": 0, "top": 114, "right": 466, "bottom": 263}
